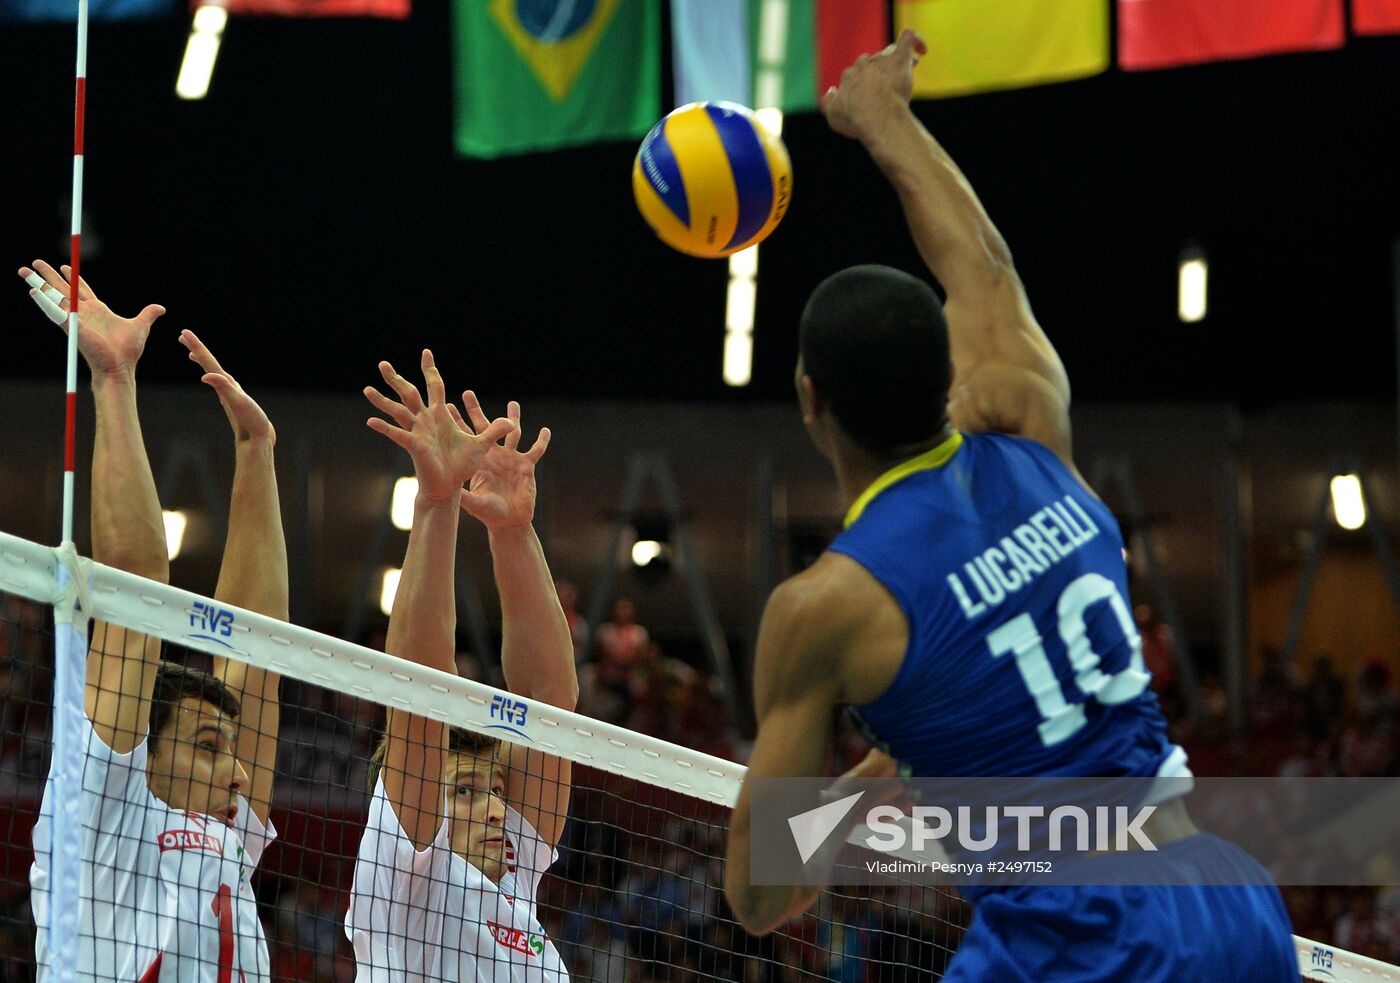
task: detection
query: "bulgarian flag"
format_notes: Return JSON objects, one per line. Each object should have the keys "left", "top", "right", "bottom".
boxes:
{"left": 895, "top": 0, "right": 1109, "bottom": 99}
{"left": 1118, "top": 0, "right": 1344, "bottom": 70}
{"left": 670, "top": 0, "right": 889, "bottom": 112}
{"left": 1353, "top": 0, "right": 1400, "bottom": 36}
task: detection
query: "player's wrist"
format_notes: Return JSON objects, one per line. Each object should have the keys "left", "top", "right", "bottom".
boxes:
{"left": 414, "top": 489, "right": 460, "bottom": 512}
{"left": 486, "top": 519, "right": 534, "bottom": 542}
{"left": 233, "top": 434, "right": 276, "bottom": 459}
{"left": 856, "top": 100, "right": 918, "bottom": 152}
{"left": 89, "top": 363, "right": 138, "bottom": 390}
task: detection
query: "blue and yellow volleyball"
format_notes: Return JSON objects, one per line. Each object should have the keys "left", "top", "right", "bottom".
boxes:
{"left": 632, "top": 101, "right": 792, "bottom": 259}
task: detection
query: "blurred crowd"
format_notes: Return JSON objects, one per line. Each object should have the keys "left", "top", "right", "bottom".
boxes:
{"left": 3, "top": 590, "right": 1400, "bottom": 978}
{"left": 572, "top": 592, "right": 740, "bottom": 761}
{"left": 1140, "top": 602, "right": 1400, "bottom": 966}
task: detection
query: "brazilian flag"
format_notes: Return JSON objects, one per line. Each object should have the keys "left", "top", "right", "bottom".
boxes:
{"left": 453, "top": 0, "right": 661, "bottom": 158}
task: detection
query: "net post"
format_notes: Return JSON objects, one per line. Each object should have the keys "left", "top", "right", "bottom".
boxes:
{"left": 48, "top": 548, "right": 88, "bottom": 983}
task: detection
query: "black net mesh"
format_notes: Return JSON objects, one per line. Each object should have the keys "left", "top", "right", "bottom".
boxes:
{"left": 12, "top": 583, "right": 1399, "bottom": 982}
{"left": 1, "top": 594, "right": 49, "bottom": 983}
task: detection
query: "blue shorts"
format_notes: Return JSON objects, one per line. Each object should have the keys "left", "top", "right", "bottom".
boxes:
{"left": 945, "top": 835, "right": 1297, "bottom": 982}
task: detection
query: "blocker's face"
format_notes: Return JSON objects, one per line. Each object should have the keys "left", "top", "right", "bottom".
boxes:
{"left": 446, "top": 752, "right": 509, "bottom": 883}
{"left": 146, "top": 697, "right": 246, "bottom": 826}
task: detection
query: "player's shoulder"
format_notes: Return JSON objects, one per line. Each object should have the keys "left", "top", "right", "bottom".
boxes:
{"left": 770, "top": 553, "right": 883, "bottom": 630}
{"left": 960, "top": 421, "right": 1097, "bottom": 500}
{"left": 762, "top": 553, "right": 903, "bottom": 676}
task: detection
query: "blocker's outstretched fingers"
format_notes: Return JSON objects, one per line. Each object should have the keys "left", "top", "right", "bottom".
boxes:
{"left": 22, "top": 270, "right": 68, "bottom": 326}
{"left": 179, "top": 329, "right": 226, "bottom": 375}
{"left": 31, "top": 260, "right": 71, "bottom": 300}
{"left": 378, "top": 360, "right": 425, "bottom": 414}
{"left": 421, "top": 349, "right": 446, "bottom": 407}
{"left": 477, "top": 416, "right": 517, "bottom": 447}
{"left": 366, "top": 416, "right": 414, "bottom": 451}
{"left": 58, "top": 264, "right": 95, "bottom": 300}
{"left": 362, "top": 386, "right": 416, "bottom": 430}
{"left": 462, "top": 390, "right": 490, "bottom": 433}
{"left": 524, "top": 426, "right": 552, "bottom": 464}
{"left": 506, "top": 403, "right": 523, "bottom": 453}
{"left": 445, "top": 402, "right": 471, "bottom": 434}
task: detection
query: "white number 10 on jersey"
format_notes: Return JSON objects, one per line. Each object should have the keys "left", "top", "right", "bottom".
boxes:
{"left": 986, "top": 573, "right": 1152, "bottom": 747}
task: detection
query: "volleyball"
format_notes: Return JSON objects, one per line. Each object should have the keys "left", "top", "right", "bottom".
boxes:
{"left": 632, "top": 101, "right": 792, "bottom": 259}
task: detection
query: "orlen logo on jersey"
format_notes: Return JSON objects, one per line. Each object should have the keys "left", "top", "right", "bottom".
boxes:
{"left": 158, "top": 829, "right": 222, "bottom": 854}
{"left": 487, "top": 921, "right": 544, "bottom": 959}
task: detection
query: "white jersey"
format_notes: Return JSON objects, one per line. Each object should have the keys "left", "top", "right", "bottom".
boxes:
{"left": 347, "top": 776, "right": 568, "bottom": 983}
{"left": 30, "top": 716, "right": 275, "bottom": 982}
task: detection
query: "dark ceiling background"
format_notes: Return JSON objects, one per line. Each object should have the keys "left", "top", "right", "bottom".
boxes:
{"left": 1, "top": 6, "right": 1397, "bottom": 409}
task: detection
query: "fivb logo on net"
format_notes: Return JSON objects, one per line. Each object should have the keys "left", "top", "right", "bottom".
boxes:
{"left": 787, "top": 791, "right": 1158, "bottom": 871}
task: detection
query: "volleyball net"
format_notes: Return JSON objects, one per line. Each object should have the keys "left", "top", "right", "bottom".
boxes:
{"left": 2, "top": 531, "right": 1398, "bottom": 982}
{"left": 0, "top": 530, "right": 970, "bottom": 982}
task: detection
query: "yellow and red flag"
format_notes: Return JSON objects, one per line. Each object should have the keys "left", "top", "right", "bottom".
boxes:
{"left": 894, "top": 0, "right": 1108, "bottom": 100}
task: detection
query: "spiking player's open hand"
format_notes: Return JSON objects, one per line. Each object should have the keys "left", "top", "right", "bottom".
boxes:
{"left": 820, "top": 29, "right": 927, "bottom": 142}
{"left": 364, "top": 350, "right": 515, "bottom": 504}
{"left": 452, "top": 393, "right": 551, "bottom": 530}
{"left": 179, "top": 329, "right": 275, "bottom": 446}
{"left": 18, "top": 259, "right": 166, "bottom": 379}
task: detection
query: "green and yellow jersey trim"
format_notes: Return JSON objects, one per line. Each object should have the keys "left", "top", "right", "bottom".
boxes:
{"left": 843, "top": 431, "right": 964, "bottom": 529}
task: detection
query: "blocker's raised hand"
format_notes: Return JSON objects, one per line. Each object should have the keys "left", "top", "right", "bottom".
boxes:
{"left": 364, "top": 350, "right": 515, "bottom": 504}
{"left": 453, "top": 392, "right": 551, "bottom": 530}
{"left": 180, "top": 329, "right": 275, "bottom": 446}
{"left": 16, "top": 259, "right": 165, "bottom": 379}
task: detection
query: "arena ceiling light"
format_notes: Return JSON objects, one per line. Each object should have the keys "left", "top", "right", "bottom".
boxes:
{"left": 631, "top": 539, "right": 664, "bottom": 567}
{"left": 723, "top": 263, "right": 757, "bottom": 387}
{"left": 162, "top": 509, "right": 187, "bottom": 561}
{"left": 1178, "top": 248, "right": 1208, "bottom": 323}
{"left": 391, "top": 477, "right": 418, "bottom": 531}
{"left": 723, "top": 0, "right": 788, "bottom": 389}
{"left": 176, "top": 4, "right": 228, "bottom": 101}
{"left": 1330, "top": 473, "right": 1366, "bottom": 530}
{"left": 379, "top": 567, "right": 402, "bottom": 616}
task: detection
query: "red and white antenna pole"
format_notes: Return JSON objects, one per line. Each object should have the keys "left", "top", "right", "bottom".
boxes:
{"left": 50, "top": 8, "right": 91, "bottom": 975}
{"left": 62, "top": 0, "right": 89, "bottom": 545}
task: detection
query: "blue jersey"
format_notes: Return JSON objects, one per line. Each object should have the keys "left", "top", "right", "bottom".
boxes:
{"left": 830, "top": 430, "right": 1184, "bottom": 782}
{"left": 827, "top": 431, "right": 1296, "bottom": 982}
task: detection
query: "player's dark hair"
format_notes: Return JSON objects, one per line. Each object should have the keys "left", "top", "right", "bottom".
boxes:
{"left": 799, "top": 264, "right": 951, "bottom": 459}
{"left": 148, "top": 661, "right": 241, "bottom": 745}
{"left": 367, "top": 725, "right": 502, "bottom": 792}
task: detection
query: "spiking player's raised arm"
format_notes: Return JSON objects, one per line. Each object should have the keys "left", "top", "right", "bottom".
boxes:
{"left": 727, "top": 34, "right": 1297, "bottom": 981}
{"left": 821, "top": 30, "right": 1078, "bottom": 480}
